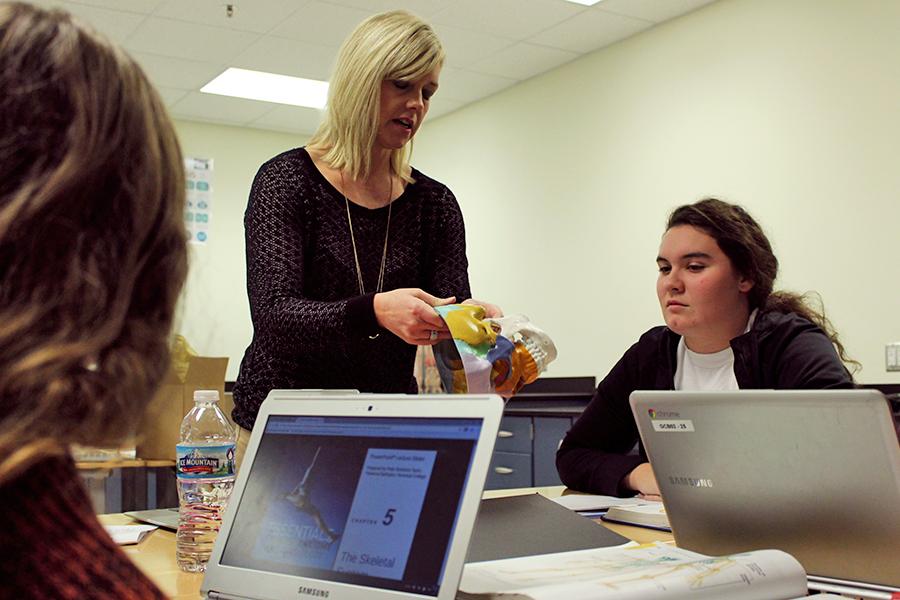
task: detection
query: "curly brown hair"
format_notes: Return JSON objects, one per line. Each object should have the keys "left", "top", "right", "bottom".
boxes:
{"left": 667, "top": 198, "right": 858, "bottom": 374}
{"left": 0, "top": 3, "right": 188, "bottom": 484}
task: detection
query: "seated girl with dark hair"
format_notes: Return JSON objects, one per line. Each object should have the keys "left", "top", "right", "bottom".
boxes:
{"left": 557, "top": 198, "right": 855, "bottom": 498}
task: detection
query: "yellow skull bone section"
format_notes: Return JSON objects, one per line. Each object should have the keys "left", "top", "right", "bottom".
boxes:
{"left": 443, "top": 305, "right": 498, "bottom": 348}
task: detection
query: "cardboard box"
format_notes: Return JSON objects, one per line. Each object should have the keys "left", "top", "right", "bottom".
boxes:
{"left": 136, "top": 355, "right": 229, "bottom": 460}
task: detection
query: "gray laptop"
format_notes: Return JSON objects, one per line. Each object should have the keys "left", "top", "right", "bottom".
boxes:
{"left": 201, "top": 391, "right": 504, "bottom": 600}
{"left": 630, "top": 389, "right": 900, "bottom": 589}
{"left": 124, "top": 506, "right": 179, "bottom": 530}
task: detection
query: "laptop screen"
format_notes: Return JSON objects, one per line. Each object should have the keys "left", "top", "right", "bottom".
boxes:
{"left": 219, "top": 415, "right": 484, "bottom": 597}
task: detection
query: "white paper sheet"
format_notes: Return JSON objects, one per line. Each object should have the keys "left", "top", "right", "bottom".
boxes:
{"left": 104, "top": 524, "right": 158, "bottom": 545}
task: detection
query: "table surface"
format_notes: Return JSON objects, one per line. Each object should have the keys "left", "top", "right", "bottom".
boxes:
{"left": 77, "top": 459, "right": 176, "bottom": 470}
{"left": 100, "top": 485, "right": 672, "bottom": 600}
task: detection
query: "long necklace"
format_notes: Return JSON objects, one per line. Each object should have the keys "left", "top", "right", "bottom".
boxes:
{"left": 342, "top": 170, "right": 392, "bottom": 313}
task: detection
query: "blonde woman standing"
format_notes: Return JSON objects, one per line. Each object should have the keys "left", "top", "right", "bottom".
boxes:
{"left": 232, "top": 11, "right": 500, "bottom": 457}
{"left": 0, "top": 3, "right": 188, "bottom": 597}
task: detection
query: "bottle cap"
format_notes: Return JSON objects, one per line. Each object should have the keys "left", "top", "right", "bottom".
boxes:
{"left": 194, "top": 389, "right": 219, "bottom": 403}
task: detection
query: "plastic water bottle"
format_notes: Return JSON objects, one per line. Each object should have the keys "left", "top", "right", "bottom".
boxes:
{"left": 176, "top": 389, "right": 236, "bottom": 572}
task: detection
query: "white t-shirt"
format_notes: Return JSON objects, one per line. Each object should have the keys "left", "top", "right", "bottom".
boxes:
{"left": 674, "top": 310, "right": 757, "bottom": 391}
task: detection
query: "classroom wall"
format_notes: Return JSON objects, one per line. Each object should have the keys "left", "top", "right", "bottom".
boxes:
{"left": 173, "top": 119, "right": 308, "bottom": 380}
{"left": 412, "top": 0, "right": 900, "bottom": 384}
{"left": 174, "top": 0, "right": 900, "bottom": 386}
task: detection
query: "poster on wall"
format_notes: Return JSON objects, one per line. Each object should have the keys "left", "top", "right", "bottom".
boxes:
{"left": 185, "top": 157, "right": 213, "bottom": 244}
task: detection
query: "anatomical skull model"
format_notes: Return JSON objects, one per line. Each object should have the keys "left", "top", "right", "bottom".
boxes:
{"left": 432, "top": 305, "right": 557, "bottom": 397}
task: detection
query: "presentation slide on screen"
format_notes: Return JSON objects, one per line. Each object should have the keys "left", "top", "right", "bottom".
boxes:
{"left": 333, "top": 449, "right": 437, "bottom": 580}
{"left": 251, "top": 445, "right": 355, "bottom": 569}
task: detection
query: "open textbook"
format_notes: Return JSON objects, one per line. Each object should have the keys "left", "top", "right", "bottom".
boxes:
{"left": 550, "top": 494, "right": 652, "bottom": 512}
{"left": 601, "top": 501, "right": 670, "bottom": 531}
{"left": 458, "top": 541, "right": 807, "bottom": 600}
{"left": 550, "top": 494, "right": 671, "bottom": 531}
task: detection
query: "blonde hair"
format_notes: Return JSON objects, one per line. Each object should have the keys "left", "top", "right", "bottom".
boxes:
{"left": 308, "top": 10, "right": 444, "bottom": 182}
{"left": 0, "top": 3, "right": 188, "bottom": 484}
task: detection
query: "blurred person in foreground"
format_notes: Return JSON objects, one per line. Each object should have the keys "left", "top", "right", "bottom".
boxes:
{"left": 0, "top": 3, "right": 188, "bottom": 598}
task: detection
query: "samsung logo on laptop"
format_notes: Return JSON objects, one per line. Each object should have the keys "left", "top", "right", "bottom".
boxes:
{"left": 297, "top": 586, "right": 329, "bottom": 598}
{"left": 669, "top": 476, "right": 714, "bottom": 488}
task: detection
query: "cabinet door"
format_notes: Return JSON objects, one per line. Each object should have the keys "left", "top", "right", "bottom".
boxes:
{"left": 532, "top": 416, "right": 572, "bottom": 487}
{"left": 486, "top": 451, "right": 532, "bottom": 490}
{"left": 494, "top": 416, "right": 532, "bottom": 454}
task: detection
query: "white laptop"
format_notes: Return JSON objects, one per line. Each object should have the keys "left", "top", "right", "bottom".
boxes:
{"left": 630, "top": 389, "right": 900, "bottom": 589}
{"left": 202, "top": 391, "right": 504, "bottom": 600}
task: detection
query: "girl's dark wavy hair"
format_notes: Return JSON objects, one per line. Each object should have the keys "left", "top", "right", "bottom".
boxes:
{"left": 667, "top": 198, "right": 859, "bottom": 374}
{"left": 0, "top": 3, "right": 188, "bottom": 484}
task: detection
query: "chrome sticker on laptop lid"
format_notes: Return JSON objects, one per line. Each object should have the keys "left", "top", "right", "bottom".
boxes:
{"left": 648, "top": 408, "right": 694, "bottom": 432}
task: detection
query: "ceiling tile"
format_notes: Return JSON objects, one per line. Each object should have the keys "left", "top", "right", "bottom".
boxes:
{"left": 469, "top": 42, "right": 578, "bottom": 81}
{"left": 124, "top": 16, "right": 260, "bottom": 64}
{"left": 30, "top": 0, "right": 146, "bottom": 43}
{"left": 132, "top": 51, "right": 225, "bottom": 90}
{"left": 432, "top": 24, "right": 514, "bottom": 69}
{"left": 529, "top": 8, "right": 651, "bottom": 54}
{"left": 154, "top": 85, "right": 188, "bottom": 108}
{"left": 249, "top": 105, "right": 325, "bottom": 135}
{"left": 170, "top": 91, "right": 275, "bottom": 126}
{"left": 269, "top": 1, "right": 373, "bottom": 47}
{"left": 232, "top": 36, "right": 337, "bottom": 81}
{"left": 33, "top": 0, "right": 723, "bottom": 134}
{"left": 322, "top": 0, "right": 448, "bottom": 18}
{"left": 594, "top": 0, "right": 718, "bottom": 23}
{"left": 153, "top": 0, "right": 308, "bottom": 34}
{"left": 437, "top": 68, "right": 517, "bottom": 104}
{"left": 432, "top": 0, "right": 583, "bottom": 41}
{"left": 62, "top": 0, "right": 166, "bottom": 14}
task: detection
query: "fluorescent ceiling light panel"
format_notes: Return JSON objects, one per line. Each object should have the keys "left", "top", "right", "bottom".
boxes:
{"left": 201, "top": 68, "right": 328, "bottom": 109}
{"left": 562, "top": 0, "right": 604, "bottom": 5}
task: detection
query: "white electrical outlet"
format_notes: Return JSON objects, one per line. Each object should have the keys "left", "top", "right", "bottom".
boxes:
{"left": 887, "top": 343, "right": 900, "bottom": 372}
